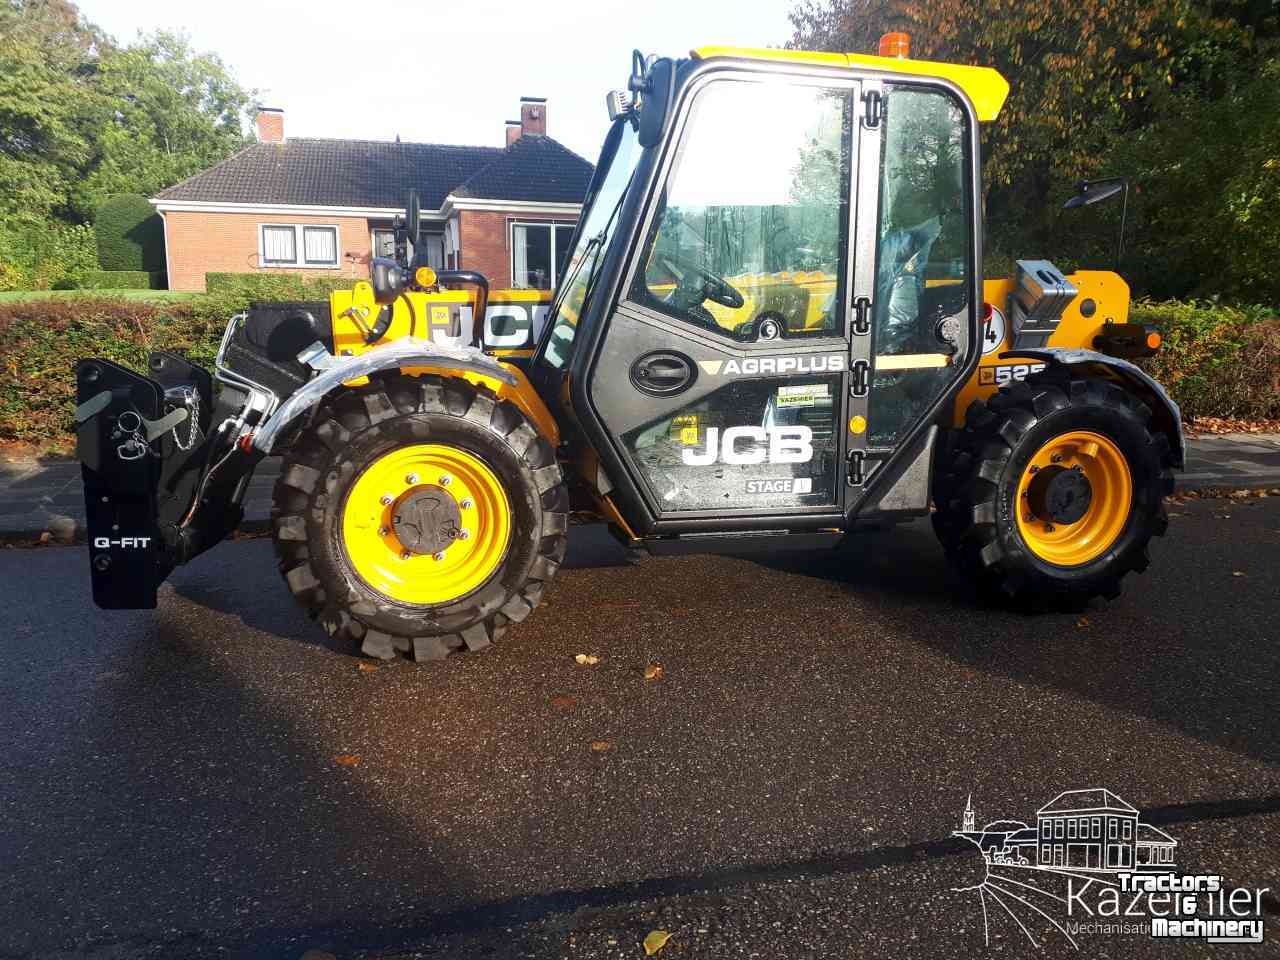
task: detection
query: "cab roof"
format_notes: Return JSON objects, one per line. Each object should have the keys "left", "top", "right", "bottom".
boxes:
{"left": 691, "top": 46, "right": 1009, "bottom": 122}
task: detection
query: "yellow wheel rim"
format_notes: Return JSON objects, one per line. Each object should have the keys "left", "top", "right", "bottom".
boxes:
{"left": 341, "top": 444, "right": 511, "bottom": 605}
{"left": 1015, "top": 430, "right": 1132, "bottom": 567}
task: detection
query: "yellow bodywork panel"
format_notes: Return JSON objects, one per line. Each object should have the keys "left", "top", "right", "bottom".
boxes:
{"left": 328, "top": 281, "right": 559, "bottom": 448}
{"left": 952, "top": 270, "right": 1131, "bottom": 425}
{"left": 692, "top": 46, "right": 1010, "bottom": 122}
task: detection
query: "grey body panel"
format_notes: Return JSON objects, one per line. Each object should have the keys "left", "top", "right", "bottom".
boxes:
{"left": 1000, "top": 347, "right": 1185, "bottom": 468}
{"left": 251, "top": 338, "right": 515, "bottom": 454}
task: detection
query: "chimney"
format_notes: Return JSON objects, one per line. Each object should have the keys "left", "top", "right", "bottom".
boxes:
{"left": 519, "top": 97, "right": 546, "bottom": 138}
{"left": 505, "top": 119, "right": 521, "bottom": 147}
{"left": 256, "top": 107, "right": 284, "bottom": 143}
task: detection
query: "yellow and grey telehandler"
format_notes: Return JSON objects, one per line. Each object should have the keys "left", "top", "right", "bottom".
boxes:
{"left": 74, "top": 38, "right": 1180, "bottom": 661}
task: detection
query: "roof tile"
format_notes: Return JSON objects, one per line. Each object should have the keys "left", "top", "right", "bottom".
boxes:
{"left": 155, "top": 135, "right": 592, "bottom": 209}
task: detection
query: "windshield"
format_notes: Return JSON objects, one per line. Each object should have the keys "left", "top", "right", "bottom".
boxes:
{"left": 538, "top": 118, "right": 643, "bottom": 369}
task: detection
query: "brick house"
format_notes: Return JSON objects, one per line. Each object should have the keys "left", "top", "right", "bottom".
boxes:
{"left": 152, "top": 99, "right": 593, "bottom": 292}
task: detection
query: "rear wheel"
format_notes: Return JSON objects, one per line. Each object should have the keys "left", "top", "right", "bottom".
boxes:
{"left": 271, "top": 374, "right": 568, "bottom": 661}
{"left": 933, "top": 373, "right": 1174, "bottom": 606}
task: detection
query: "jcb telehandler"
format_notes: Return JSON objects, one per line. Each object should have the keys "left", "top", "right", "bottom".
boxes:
{"left": 74, "top": 39, "right": 1181, "bottom": 661}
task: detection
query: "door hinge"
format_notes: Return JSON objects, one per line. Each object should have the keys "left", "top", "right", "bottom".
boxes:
{"left": 847, "top": 450, "right": 867, "bottom": 486}
{"left": 852, "top": 296, "right": 872, "bottom": 336}
{"left": 850, "top": 359, "right": 871, "bottom": 397}
{"left": 862, "top": 90, "right": 883, "bottom": 128}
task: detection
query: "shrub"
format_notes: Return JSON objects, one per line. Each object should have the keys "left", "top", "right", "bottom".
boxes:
{"left": 1136, "top": 300, "right": 1280, "bottom": 421}
{"left": 94, "top": 195, "right": 166, "bottom": 273}
{"left": 0, "top": 297, "right": 216, "bottom": 445}
{"left": 82, "top": 270, "right": 155, "bottom": 290}
{"left": 0, "top": 221, "right": 98, "bottom": 289}
{"left": 204, "top": 271, "right": 356, "bottom": 300}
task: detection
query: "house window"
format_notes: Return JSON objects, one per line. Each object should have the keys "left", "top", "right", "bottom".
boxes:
{"left": 261, "top": 225, "right": 297, "bottom": 265}
{"left": 372, "top": 228, "right": 445, "bottom": 269}
{"left": 1041, "top": 844, "right": 1050, "bottom": 863}
{"left": 260, "top": 224, "right": 339, "bottom": 268}
{"left": 1055, "top": 820, "right": 1064, "bottom": 839}
{"left": 1040, "top": 821, "right": 1049, "bottom": 839}
{"left": 1092, "top": 817, "right": 1101, "bottom": 838}
{"left": 1109, "top": 819, "right": 1117, "bottom": 839}
{"left": 303, "top": 226, "right": 337, "bottom": 265}
{"left": 511, "top": 221, "right": 576, "bottom": 289}
{"left": 1068, "top": 820, "right": 1077, "bottom": 839}
{"left": 1122, "top": 820, "right": 1132, "bottom": 840}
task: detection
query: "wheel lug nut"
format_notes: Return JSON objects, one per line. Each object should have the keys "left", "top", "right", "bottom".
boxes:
{"left": 458, "top": 529, "right": 470, "bottom": 540}
{"left": 378, "top": 526, "right": 389, "bottom": 536}
{"left": 1029, "top": 465, "right": 1040, "bottom": 474}
{"left": 380, "top": 495, "right": 393, "bottom": 506}
{"left": 1050, "top": 454, "right": 1063, "bottom": 463}
{"left": 433, "top": 551, "right": 446, "bottom": 561}
{"left": 460, "top": 498, "right": 473, "bottom": 509}
{"left": 439, "top": 475, "right": 451, "bottom": 486}
{"left": 405, "top": 473, "right": 419, "bottom": 484}
{"left": 1044, "top": 523, "right": 1055, "bottom": 532}
{"left": 400, "top": 550, "right": 412, "bottom": 560}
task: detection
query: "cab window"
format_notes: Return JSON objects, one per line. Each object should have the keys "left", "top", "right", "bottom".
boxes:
{"left": 629, "top": 80, "right": 852, "bottom": 342}
{"left": 867, "top": 84, "right": 972, "bottom": 447}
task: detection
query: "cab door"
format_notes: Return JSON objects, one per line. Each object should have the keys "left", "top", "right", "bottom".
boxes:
{"left": 585, "top": 68, "right": 865, "bottom": 529}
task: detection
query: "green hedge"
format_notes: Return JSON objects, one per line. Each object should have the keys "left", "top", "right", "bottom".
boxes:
{"left": 0, "top": 221, "right": 98, "bottom": 291}
{"left": 204, "top": 272, "right": 357, "bottom": 299}
{"left": 81, "top": 270, "right": 156, "bottom": 290}
{"left": 94, "top": 195, "right": 166, "bottom": 273}
{"left": 2, "top": 291, "right": 1275, "bottom": 447}
{"left": 1135, "top": 300, "right": 1280, "bottom": 421}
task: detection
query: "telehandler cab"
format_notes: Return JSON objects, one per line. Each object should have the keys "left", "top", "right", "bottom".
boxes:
{"left": 75, "top": 39, "right": 1181, "bottom": 661}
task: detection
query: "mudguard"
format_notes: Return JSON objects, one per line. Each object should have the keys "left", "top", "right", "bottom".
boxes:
{"left": 1000, "top": 347, "right": 1185, "bottom": 468}
{"left": 251, "top": 337, "right": 517, "bottom": 454}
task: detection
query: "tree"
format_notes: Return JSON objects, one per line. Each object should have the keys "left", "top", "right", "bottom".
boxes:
{"left": 0, "top": 0, "right": 105, "bottom": 223}
{"left": 787, "top": 0, "right": 1280, "bottom": 302}
{"left": 75, "top": 30, "right": 253, "bottom": 216}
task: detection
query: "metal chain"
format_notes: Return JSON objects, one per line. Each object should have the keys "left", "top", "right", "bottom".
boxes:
{"left": 172, "top": 388, "right": 200, "bottom": 451}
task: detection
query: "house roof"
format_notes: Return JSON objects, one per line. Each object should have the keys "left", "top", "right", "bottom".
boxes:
{"left": 453, "top": 135, "right": 594, "bottom": 203}
{"left": 154, "top": 135, "right": 593, "bottom": 210}
{"left": 1038, "top": 789, "right": 1138, "bottom": 815}
{"left": 1136, "top": 823, "right": 1177, "bottom": 846}
{"left": 1006, "top": 827, "right": 1040, "bottom": 844}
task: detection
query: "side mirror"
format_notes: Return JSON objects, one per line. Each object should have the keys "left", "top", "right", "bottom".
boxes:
{"left": 635, "top": 56, "right": 675, "bottom": 148}
{"left": 369, "top": 257, "right": 408, "bottom": 305}
{"left": 405, "top": 189, "right": 421, "bottom": 247}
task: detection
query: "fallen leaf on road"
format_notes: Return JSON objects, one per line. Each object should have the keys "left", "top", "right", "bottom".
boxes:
{"left": 590, "top": 740, "right": 611, "bottom": 752}
{"left": 575, "top": 654, "right": 600, "bottom": 666}
{"left": 550, "top": 694, "right": 576, "bottom": 710}
{"left": 357, "top": 662, "right": 378, "bottom": 673}
{"left": 334, "top": 754, "right": 360, "bottom": 766}
{"left": 1076, "top": 617, "right": 1089, "bottom": 628}
{"left": 300, "top": 951, "right": 337, "bottom": 960}
{"left": 644, "top": 663, "right": 665, "bottom": 682}
{"left": 1232, "top": 571, "right": 1247, "bottom": 577}
{"left": 643, "top": 930, "right": 672, "bottom": 955}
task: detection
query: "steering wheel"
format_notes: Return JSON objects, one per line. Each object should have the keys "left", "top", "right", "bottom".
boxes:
{"left": 657, "top": 254, "right": 745, "bottom": 313}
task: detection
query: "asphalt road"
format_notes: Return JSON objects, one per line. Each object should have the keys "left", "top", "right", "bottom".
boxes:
{"left": 2, "top": 498, "right": 1278, "bottom": 960}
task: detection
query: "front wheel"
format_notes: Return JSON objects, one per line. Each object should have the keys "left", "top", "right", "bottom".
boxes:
{"left": 933, "top": 374, "right": 1174, "bottom": 606}
{"left": 271, "top": 374, "right": 568, "bottom": 661}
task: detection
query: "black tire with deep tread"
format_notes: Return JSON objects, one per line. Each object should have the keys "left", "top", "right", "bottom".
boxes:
{"left": 271, "top": 373, "right": 568, "bottom": 661}
{"left": 932, "top": 371, "right": 1175, "bottom": 607}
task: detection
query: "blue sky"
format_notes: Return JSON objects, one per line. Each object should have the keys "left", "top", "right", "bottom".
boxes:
{"left": 76, "top": 0, "right": 798, "bottom": 162}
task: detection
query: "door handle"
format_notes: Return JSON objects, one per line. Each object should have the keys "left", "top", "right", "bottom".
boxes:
{"left": 630, "top": 351, "right": 695, "bottom": 396}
